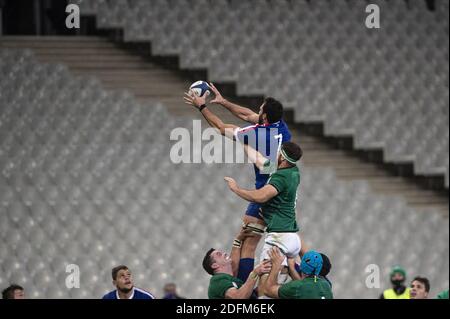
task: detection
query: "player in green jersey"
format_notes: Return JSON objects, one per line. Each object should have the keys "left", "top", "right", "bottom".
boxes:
{"left": 436, "top": 289, "right": 449, "bottom": 299}
{"left": 224, "top": 141, "right": 303, "bottom": 297}
{"left": 203, "top": 228, "right": 271, "bottom": 299}
{"left": 265, "top": 247, "right": 333, "bottom": 299}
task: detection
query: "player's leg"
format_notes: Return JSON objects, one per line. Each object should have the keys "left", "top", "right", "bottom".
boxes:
{"left": 241, "top": 215, "right": 265, "bottom": 255}
{"left": 237, "top": 203, "right": 265, "bottom": 282}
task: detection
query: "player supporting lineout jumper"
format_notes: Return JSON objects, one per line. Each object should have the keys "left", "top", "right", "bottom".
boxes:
{"left": 184, "top": 83, "right": 292, "bottom": 283}
{"left": 203, "top": 228, "right": 271, "bottom": 299}
{"left": 223, "top": 141, "right": 303, "bottom": 297}
{"left": 265, "top": 247, "right": 333, "bottom": 299}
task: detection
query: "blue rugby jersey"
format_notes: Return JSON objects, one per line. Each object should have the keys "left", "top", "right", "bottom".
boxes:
{"left": 102, "top": 287, "right": 155, "bottom": 299}
{"left": 234, "top": 120, "right": 292, "bottom": 189}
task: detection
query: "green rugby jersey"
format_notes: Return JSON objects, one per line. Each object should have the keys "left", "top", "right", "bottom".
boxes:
{"left": 437, "top": 289, "right": 449, "bottom": 299}
{"left": 261, "top": 165, "right": 300, "bottom": 233}
{"left": 279, "top": 277, "right": 333, "bottom": 299}
{"left": 208, "top": 273, "right": 243, "bottom": 299}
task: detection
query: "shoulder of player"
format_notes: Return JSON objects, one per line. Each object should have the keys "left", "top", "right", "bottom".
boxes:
{"left": 278, "top": 280, "right": 299, "bottom": 298}
{"left": 211, "top": 273, "right": 240, "bottom": 288}
{"left": 134, "top": 287, "right": 156, "bottom": 299}
{"left": 279, "top": 121, "right": 292, "bottom": 136}
{"left": 271, "top": 167, "right": 296, "bottom": 178}
{"left": 300, "top": 276, "right": 330, "bottom": 288}
{"left": 211, "top": 273, "right": 233, "bottom": 282}
{"left": 102, "top": 290, "right": 118, "bottom": 299}
{"left": 267, "top": 120, "right": 289, "bottom": 128}
{"left": 279, "top": 279, "right": 309, "bottom": 297}
{"left": 237, "top": 124, "right": 260, "bottom": 133}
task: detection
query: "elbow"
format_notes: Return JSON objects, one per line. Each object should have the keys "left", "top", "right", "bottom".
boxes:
{"left": 240, "top": 114, "right": 250, "bottom": 122}
{"left": 254, "top": 195, "right": 269, "bottom": 204}
{"left": 228, "top": 290, "right": 243, "bottom": 300}
{"left": 256, "top": 165, "right": 268, "bottom": 174}
{"left": 234, "top": 292, "right": 244, "bottom": 300}
{"left": 218, "top": 124, "right": 226, "bottom": 136}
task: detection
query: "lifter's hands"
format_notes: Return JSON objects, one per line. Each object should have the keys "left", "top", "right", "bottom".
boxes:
{"left": 236, "top": 227, "right": 258, "bottom": 242}
{"left": 253, "top": 260, "right": 272, "bottom": 276}
{"left": 268, "top": 246, "right": 285, "bottom": 268}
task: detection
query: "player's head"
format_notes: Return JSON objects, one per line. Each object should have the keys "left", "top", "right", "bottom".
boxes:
{"left": 295, "top": 253, "right": 331, "bottom": 275}
{"left": 163, "top": 283, "right": 177, "bottom": 295}
{"left": 112, "top": 265, "right": 134, "bottom": 293}
{"left": 410, "top": 277, "right": 430, "bottom": 299}
{"left": 390, "top": 266, "right": 407, "bottom": 287}
{"left": 300, "top": 251, "right": 324, "bottom": 276}
{"left": 258, "top": 97, "right": 283, "bottom": 125}
{"left": 278, "top": 142, "right": 303, "bottom": 167}
{"left": 319, "top": 253, "right": 332, "bottom": 277}
{"left": 318, "top": 253, "right": 333, "bottom": 287}
{"left": 202, "top": 248, "right": 232, "bottom": 275}
{"left": 2, "top": 284, "right": 25, "bottom": 299}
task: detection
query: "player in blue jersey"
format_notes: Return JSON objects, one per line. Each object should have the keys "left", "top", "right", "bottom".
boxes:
{"left": 184, "top": 83, "right": 291, "bottom": 282}
{"left": 102, "top": 265, "right": 155, "bottom": 299}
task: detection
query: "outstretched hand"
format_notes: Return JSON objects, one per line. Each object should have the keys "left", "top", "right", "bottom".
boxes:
{"left": 209, "top": 82, "right": 226, "bottom": 105}
{"left": 224, "top": 176, "right": 238, "bottom": 192}
{"left": 183, "top": 90, "right": 209, "bottom": 109}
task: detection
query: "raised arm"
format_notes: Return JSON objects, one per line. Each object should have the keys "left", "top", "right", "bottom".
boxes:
{"left": 184, "top": 92, "right": 237, "bottom": 139}
{"left": 287, "top": 257, "right": 302, "bottom": 281}
{"left": 264, "top": 247, "right": 285, "bottom": 299}
{"left": 224, "top": 177, "right": 278, "bottom": 204}
{"left": 242, "top": 143, "right": 277, "bottom": 174}
{"left": 209, "top": 83, "right": 259, "bottom": 124}
{"left": 225, "top": 261, "right": 271, "bottom": 299}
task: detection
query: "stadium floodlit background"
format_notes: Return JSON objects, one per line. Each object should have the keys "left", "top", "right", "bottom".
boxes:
{"left": 0, "top": 0, "right": 448, "bottom": 299}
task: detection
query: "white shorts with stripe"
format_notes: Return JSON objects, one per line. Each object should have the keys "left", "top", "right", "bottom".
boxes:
{"left": 260, "top": 232, "right": 301, "bottom": 267}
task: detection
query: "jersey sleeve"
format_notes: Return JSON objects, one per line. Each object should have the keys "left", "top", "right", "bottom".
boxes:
{"left": 102, "top": 291, "right": 115, "bottom": 299}
{"left": 215, "top": 277, "right": 237, "bottom": 299}
{"left": 234, "top": 125, "right": 259, "bottom": 147}
{"left": 260, "top": 159, "right": 278, "bottom": 175}
{"left": 267, "top": 172, "right": 286, "bottom": 193}
{"left": 278, "top": 281, "right": 300, "bottom": 299}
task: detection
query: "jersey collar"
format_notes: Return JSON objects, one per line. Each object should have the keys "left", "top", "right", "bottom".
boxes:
{"left": 116, "top": 287, "right": 135, "bottom": 299}
{"left": 264, "top": 121, "right": 281, "bottom": 127}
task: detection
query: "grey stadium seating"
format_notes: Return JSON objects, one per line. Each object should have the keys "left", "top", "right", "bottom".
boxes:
{"left": 72, "top": 0, "right": 449, "bottom": 187}
{"left": 0, "top": 48, "right": 448, "bottom": 298}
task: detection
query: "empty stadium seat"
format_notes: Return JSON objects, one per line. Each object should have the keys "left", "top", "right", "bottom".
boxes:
{"left": 3, "top": 0, "right": 450, "bottom": 298}
{"left": 73, "top": 0, "right": 450, "bottom": 187}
